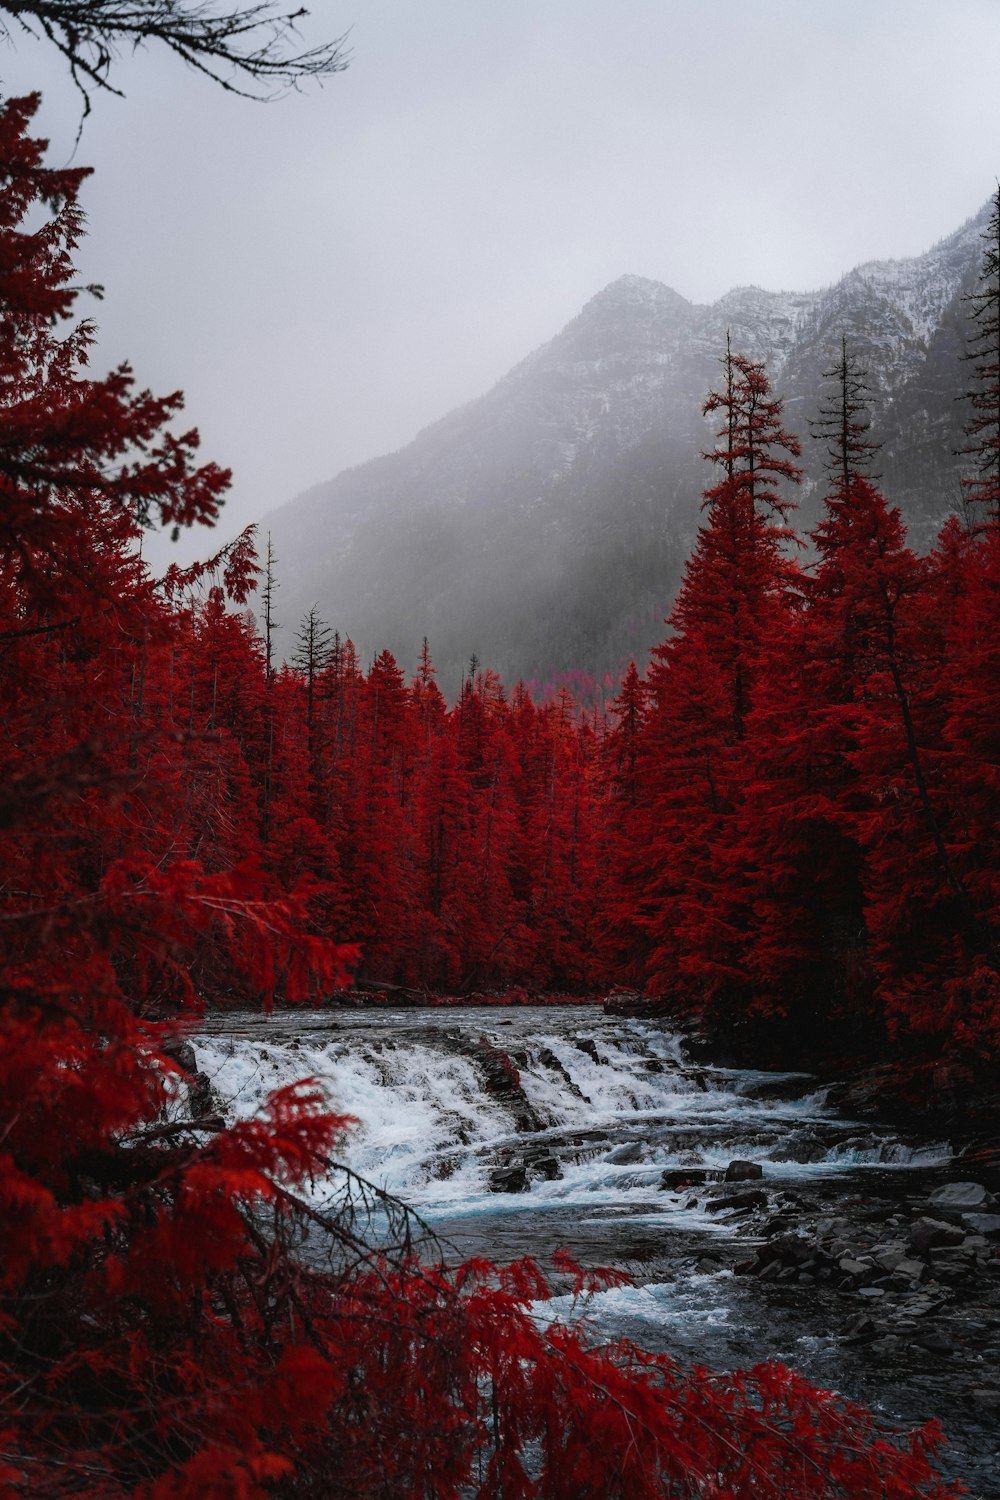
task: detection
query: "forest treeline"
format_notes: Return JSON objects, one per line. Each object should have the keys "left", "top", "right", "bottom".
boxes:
{"left": 0, "top": 85, "right": 991, "bottom": 1496}
{"left": 71, "top": 235, "right": 997, "bottom": 1091}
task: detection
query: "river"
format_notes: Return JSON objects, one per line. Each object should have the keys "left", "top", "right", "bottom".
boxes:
{"left": 192, "top": 1004, "right": 1000, "bottom": 1497}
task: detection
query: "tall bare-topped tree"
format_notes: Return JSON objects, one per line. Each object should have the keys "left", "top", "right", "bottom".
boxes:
{"left": 0, "top": 2, "right": 348, "bottom": 108}
{"left": 262, "top": 530, "right": 279, "bottom": 681}
{"left": 960, "top": 185, "right": 1000, "bottom": 524}
{"left": 810, "top": 334, "right": 881, "bottom": 488}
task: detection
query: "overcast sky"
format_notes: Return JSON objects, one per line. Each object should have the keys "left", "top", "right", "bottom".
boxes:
{"left": 2, "top": 0, "right": 999, "bottom": 556}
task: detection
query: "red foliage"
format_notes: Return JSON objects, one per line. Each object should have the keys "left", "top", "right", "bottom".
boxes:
{"left": 0, "top": 93, "right": 975, "bottom": 1499}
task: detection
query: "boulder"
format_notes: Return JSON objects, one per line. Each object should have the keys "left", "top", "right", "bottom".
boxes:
{"left": 927, "top": 1181, "right": 997, "bottom": 1212}
{"left": 660, "top": 1167, "right": 711, "bottom": 1191}
{"left": 908, "top": 1216, "right": 966, "bottom": 1255}
{"left": 724, "top": 1159, "right": 763, "bottom": 1182}
{"left": 961, "top": 1212, "right": 1000, "bottom": 1237}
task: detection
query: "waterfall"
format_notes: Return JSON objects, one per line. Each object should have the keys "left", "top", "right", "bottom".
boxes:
{"left": 191, "top": 1006, "right": 950, "bottom": 1229}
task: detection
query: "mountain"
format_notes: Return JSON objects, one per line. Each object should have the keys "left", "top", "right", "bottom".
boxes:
{"left": 261, "top": 204, "right": 988, "bottom": 693}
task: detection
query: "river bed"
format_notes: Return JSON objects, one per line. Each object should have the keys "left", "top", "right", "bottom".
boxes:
{"left": 191, "top": 1004, "right": 1000, "bottom": 1496}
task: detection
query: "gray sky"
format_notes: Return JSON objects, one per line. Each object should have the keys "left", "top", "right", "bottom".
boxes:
{"left": 2, "top": 0, "right": 999, "bottom": 557}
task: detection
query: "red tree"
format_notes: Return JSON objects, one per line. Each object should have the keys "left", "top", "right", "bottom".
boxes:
{"left": 0, "top": 96, "right": 963, "bottom": 1500}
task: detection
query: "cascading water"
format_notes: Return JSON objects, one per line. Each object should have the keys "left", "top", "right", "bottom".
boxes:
{"left": 192, "top": 1006, "right": 948, "bottom": 1228}
{"left": 190, "top": 1005, "right": 1000, "bottom": 1497}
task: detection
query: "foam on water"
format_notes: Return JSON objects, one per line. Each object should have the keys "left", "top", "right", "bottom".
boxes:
{"left": 191, "top": 1007, "right": 951, "bottom": 1228}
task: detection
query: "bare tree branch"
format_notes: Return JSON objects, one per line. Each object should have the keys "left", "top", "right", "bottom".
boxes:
{"left": 0, "top": 1, "right": 350, "bottom": 113}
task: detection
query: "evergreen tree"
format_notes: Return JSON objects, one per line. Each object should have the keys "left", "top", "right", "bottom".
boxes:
{"left": 811, "top": 334, "right": 881, "bottom": 488}
{"left": 292, "top": 603, "right": 332, "bottom": 733}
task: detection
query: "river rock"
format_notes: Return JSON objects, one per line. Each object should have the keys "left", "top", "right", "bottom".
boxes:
{"left": 659, "top": 1168, "right": 711, "bottom": 1191}
{"left": 705, "top": 1188, "right": 767, "bottom": 1214}
{"left": 890, "top": 1257, "right": 926, "bottom": 1286}
{"left": 908, "top": 1216, "right": 966, "bottom": 1254}
{"left": 928, "top": 1181, "right": 997, "bottom": 1212}
{"left": 841, "top": 1312, "right": 878, "bottom": 1343}
{"left": 724, "top": 1159, "right": 763, "bottom": 1182}
{"left": 961, "top": 1212, "right": 1000, "bottom": 1237}
{"left": 756, "top": 1232, "right": 814, "bottom": 1268}
{"left": 839, "top": 1257, "right": 876, "bottom": 1283}
{"left": 605, "top": 1142, "right": 645, "bottom": 1165}
{"left": 574, "top": 1037, "right": 602, "bottom": 1064}
{"left": 766, "top": 1132, "right": 828, "bottom": 1164}
{"left": 528, "top": 1154, "right": 563, "bottom": 1181}
{"left": 489, "top": 1165, "right": 528, "bottom": 1193}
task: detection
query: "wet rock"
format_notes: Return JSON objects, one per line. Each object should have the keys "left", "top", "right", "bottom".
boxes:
{"left": 962, "top": 1212, "right": 1000, "bottom": 1237}
{"left": 757, "top": 1232, "right": 814, "bottom": 1268}
{"left": 528, "top": 1154, "right": 563, "bottom": 1181}
{"left": 834, "top": 1133, "right": 884, "bottom": 1158}
{"left": 928, "top": 1246, "right": 974, "bottom": 1279}
{"left": 766, "top": 1132, "right": 827, "bottom": 1164}
{"left": 724, "top": 1159, "right": 763, "bottom": 1182}
{"left": 574, "top": 1037, "right": 602, "bottom": 1063}
{"left": 705, "top": 1188, "right": 768, "bottom": 1214}
{"left": 841, "top": 1313, "right": 878, "bottom": 1344}
{"left": 660, "top": 1167, "right": 711, "bottom": 1191}
{"left": 489, "top": 1165, "right": 528, "bottom": 1193}
{"left": 928, "top": 1181, "right": 997, "bottom": 1212}
{"left": 908, "top": 1216, "right": 966, "bottom": 1255}
{"left": 476, "top": 1038, "right": 544, "bottom": 1133}
{"left": 838, "top": 1257, "right": 875, "bottom": 1281}
{"left": 891, "top": 1256, "right": 926, "bottom": 1283}
{"left": 761, "top": 1213, "right": 798, "bottom": 1237}
{"left": 605, "top": 1142, "right": 645, "bottom": 1165}
{"left": 816, "top": 1215, "right": 852, "bottom": 1239}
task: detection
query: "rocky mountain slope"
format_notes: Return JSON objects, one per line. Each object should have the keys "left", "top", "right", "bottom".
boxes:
{"left": 261, "top": 203, "right": 988, "bottom": 693}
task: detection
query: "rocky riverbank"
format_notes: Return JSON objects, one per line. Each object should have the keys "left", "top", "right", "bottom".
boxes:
{"left": 192, "top": 1004, "right": 1000, "bottom": 1494}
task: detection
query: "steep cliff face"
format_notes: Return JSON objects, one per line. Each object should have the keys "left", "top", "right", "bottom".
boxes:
{"left": 263, "top": 204, "right": 988, "bottom": 690}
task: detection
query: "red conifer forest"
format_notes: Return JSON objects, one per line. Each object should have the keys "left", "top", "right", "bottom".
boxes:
{"left": 2, "top": 86, "right": 997, "bottom": 1497}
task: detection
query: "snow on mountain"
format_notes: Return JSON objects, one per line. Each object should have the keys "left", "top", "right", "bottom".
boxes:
{"left": 260, "top": 202, "right": 990, "bottom": 690}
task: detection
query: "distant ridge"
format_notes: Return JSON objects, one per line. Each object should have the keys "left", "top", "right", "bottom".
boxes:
{"left": 261, "top": 202, "right": 989, "bottom": 689}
